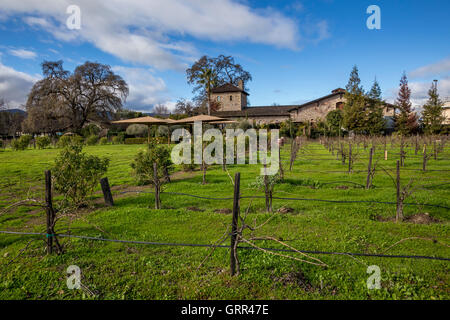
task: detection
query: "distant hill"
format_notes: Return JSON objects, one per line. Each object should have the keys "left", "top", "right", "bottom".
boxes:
{"left": 1, "top": 109, "right": 26, "bottom": 115}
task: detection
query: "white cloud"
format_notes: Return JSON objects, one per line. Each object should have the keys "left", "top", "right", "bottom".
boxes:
{"left": 409, "top": 57, "right": 450, "bottom": 79}
{"left": 0, "top": 0, "right": 301, "bottom": 71}
{"left": 409, "top": 77, "right": 450, "bottom": 107}
{"left": 9, "top": 48, "right": 37, "bottom": 59}
{"left": 112, "top": 66, "right": 169, "bottom": 111}
{"left": 0, "top": 61, "right": 39, "bottom": 108}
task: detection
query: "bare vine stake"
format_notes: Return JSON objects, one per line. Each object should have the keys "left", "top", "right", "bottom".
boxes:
{"left": 230, "top": 172, "right": 240, "bottom": 276}
{"left": 45, "top": 170, "right": 53, "bottom": 254}
{"left": 366, "top": 147, "right": 374, "bottom": 189}
{"left": 400, "top": 138, "right": 405, "bottom": 167}
{"left": 396, "top": 160, "right": 403, "bottom": 222}
{"left": 433, "top": 140, "right": 437, "bottom": 160}
{"left": 45, "top": 170, "right": 62, "bottom": 254}
{"left": 423, "top": 144, "right": 427, "bottom": 172}
{"left": 348, "top": 143, "right": 352, "bottom": 173}
{"left": 278, "top": 147, "right": 284, "bottom": 180}
{"left": 153, "top": 163, "right": 160, "bottom": 209}
{"left": 415, "top": 135, "right": 419, "bottom": 155}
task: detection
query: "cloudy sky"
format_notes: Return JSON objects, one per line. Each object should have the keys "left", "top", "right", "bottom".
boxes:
{"left": 0, "top": 0, "right": 449, "bottom": 111}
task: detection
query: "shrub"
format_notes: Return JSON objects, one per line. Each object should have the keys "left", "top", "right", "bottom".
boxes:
{"left": 85, "top": 135, "right": 99, "bottom": 146}
{"left": 124, "top": 137, "right": 165, "bottom": 145}
{"left": 157, "top": 125, "right": 169, "bottom": 137}
{"left": 99, "top": 137, "right": 108, "bottom": 145}
{"left": 11, "top": 135, "right": 32, "bottom": 151}
{"left": 36, "top": 136, "right": 51, "bottom": 149}
{"left": 131, "top": 142, "right": 172, "bottom": 185}
{"left": 0, "top": 140, "right": 3, "bottom": 148}
{"left": 126, "top": 124, "right": 148, "bottom": 137}
{"left": 57, "top": 136, "right": 71, "bottom": 148}
{"left": 80, "top": 124, "right": 100, "bottom": 138}
{"left": 53, "top": 144, "right": 109, "bottom": 207}
{"left": 57, "top": 135, "right": 84, "bottom": 148}
{"left": 125, "top": 137, "right": 148, "bottom": 145}
{"left": 112, "top": 132, "right": 125, "bottom": 144}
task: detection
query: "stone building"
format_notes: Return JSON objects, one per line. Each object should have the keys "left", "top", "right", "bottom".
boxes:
{"left": 212, "top": 83, "right": 395, "bottom": 126}
{"left": 443, "top": 99, "right": 450, "bottom": 125}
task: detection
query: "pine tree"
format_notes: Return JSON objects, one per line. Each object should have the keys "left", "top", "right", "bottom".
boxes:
{"left": 422, "top": 80, "right": 444, "bottom": 134}
{"left": 395, "top": 72, "right": 418, "bottom": 135}
{"left": 366, "top": 78, "right": 385, "bottom": 134}
{"left": 343, "top": 66, "right": 367, "bottom": 134}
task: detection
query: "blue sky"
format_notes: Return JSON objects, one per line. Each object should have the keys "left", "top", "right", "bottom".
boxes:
{"left": 0, "top": 0, "right": 449, "bottom": 111}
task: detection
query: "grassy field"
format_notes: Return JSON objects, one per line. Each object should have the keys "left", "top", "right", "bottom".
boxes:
{"left": 0, "top": 141, "right": 449, "bottom": 300}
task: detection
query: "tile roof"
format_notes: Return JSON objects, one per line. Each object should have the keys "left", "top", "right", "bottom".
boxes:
{"left": 211, "top": 83, "right": 249, "bottom": 95}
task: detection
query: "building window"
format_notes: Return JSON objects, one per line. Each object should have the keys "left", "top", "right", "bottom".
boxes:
{"left": 230, "top": 95, "right": 233, "bottom": 101}
{"left": 217, "top": 96, "right": 221, "bottom": 102}
{"left": 336, "top": 102, "right": 344, "bottom": 110}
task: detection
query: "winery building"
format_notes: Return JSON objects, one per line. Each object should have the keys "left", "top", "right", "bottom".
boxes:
{"left": 211, "top": 82, "right": 395, "bottom": 125}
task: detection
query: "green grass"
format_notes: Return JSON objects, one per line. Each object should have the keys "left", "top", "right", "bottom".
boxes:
{"left": 0, "top": 142, "right": 449, "bottom": 300}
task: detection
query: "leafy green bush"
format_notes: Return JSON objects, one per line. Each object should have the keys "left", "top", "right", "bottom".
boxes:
{"left": 11, "top": 135, "right": 32, "bottom": 150}
{"left": 57, "top": 136, "right": 71, "bottom": 148}
{"left": 124, "top": 137, "right": 148, "bottom": 145}
{"left": 131, "top": 142, "right": 172, "bottom": 185}
{"left": 57, "top": 135, "right": 84, "bottom": 148}
{"left": 80, "top": 124, "right": 100, "bottom": 138}
{"left": 53, "top": 144, "right": 109, "bottom": 207}
{"left": 36, "top": 136, "right": 51, "bottom": 149}
{"left": 85, "top": 135, "right": 99, "bottom": 146}
{"left": 126, "top": 124, "right": 148, "bottom": 137}
{"left": 99, "top": 137, "right": 108, "bottom": 145}
{"left": 124, "top": 137, "right": 166, "bottom": 145}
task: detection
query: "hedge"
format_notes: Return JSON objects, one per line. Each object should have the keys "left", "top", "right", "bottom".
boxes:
{"left": 124, "top": 137, "right": 166, "bottom": 145}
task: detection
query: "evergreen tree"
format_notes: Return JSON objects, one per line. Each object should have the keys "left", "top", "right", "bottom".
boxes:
{"left": 366, "top": 78, "right": 385, "bottom": 134}
{"left": 422, "top": 80, "right": 444, "bottom": 134}
{"left": 343, "top": 66, "right": 367, "bottom": 134}
{"left": 395, "top": 73, "right": 418, "bottom": 135}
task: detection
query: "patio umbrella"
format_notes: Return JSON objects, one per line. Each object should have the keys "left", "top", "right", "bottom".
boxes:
{"left": 172, "top": 115, "right": 227, "bottom": 124}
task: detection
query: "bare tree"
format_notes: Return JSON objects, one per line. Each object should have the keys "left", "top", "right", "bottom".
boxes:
{"left": 174, "top": 99, "right": 195, "bottom": 116}
{"left": 25, "top": 60, "right": 129, "bottom": 134}
{"left": 153, "top": 104, "right": 169, "bottom": 116}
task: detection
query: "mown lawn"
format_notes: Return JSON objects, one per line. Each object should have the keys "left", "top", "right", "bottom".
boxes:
{"left": 0, "top": 141, "right": 449, "bottom": 300}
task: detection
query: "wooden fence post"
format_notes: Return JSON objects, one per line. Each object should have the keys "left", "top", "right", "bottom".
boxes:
{"left": 153, "top": 163, "right": 160, "bottom": 209}
{"left": 45, "top": 170, "right": 53, "bottom": 254}
{"left": 366, "top": 147, "right": 374, "bottom": 189}
{"left": 100, "top": 177, "right": 114, "bottom": 207}
{"left": 230, "top": 172, "right": 240, "bottom": 276}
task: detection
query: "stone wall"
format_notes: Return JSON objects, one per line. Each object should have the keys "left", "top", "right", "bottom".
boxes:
{"left": 290, "top": 94, "right": 395, "bottom": 123}
{"left": 443, "top": 108, "right": 450, "bottom": 125}
{"left": 290, "top": 95, "right": 344, "bottom": 123}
